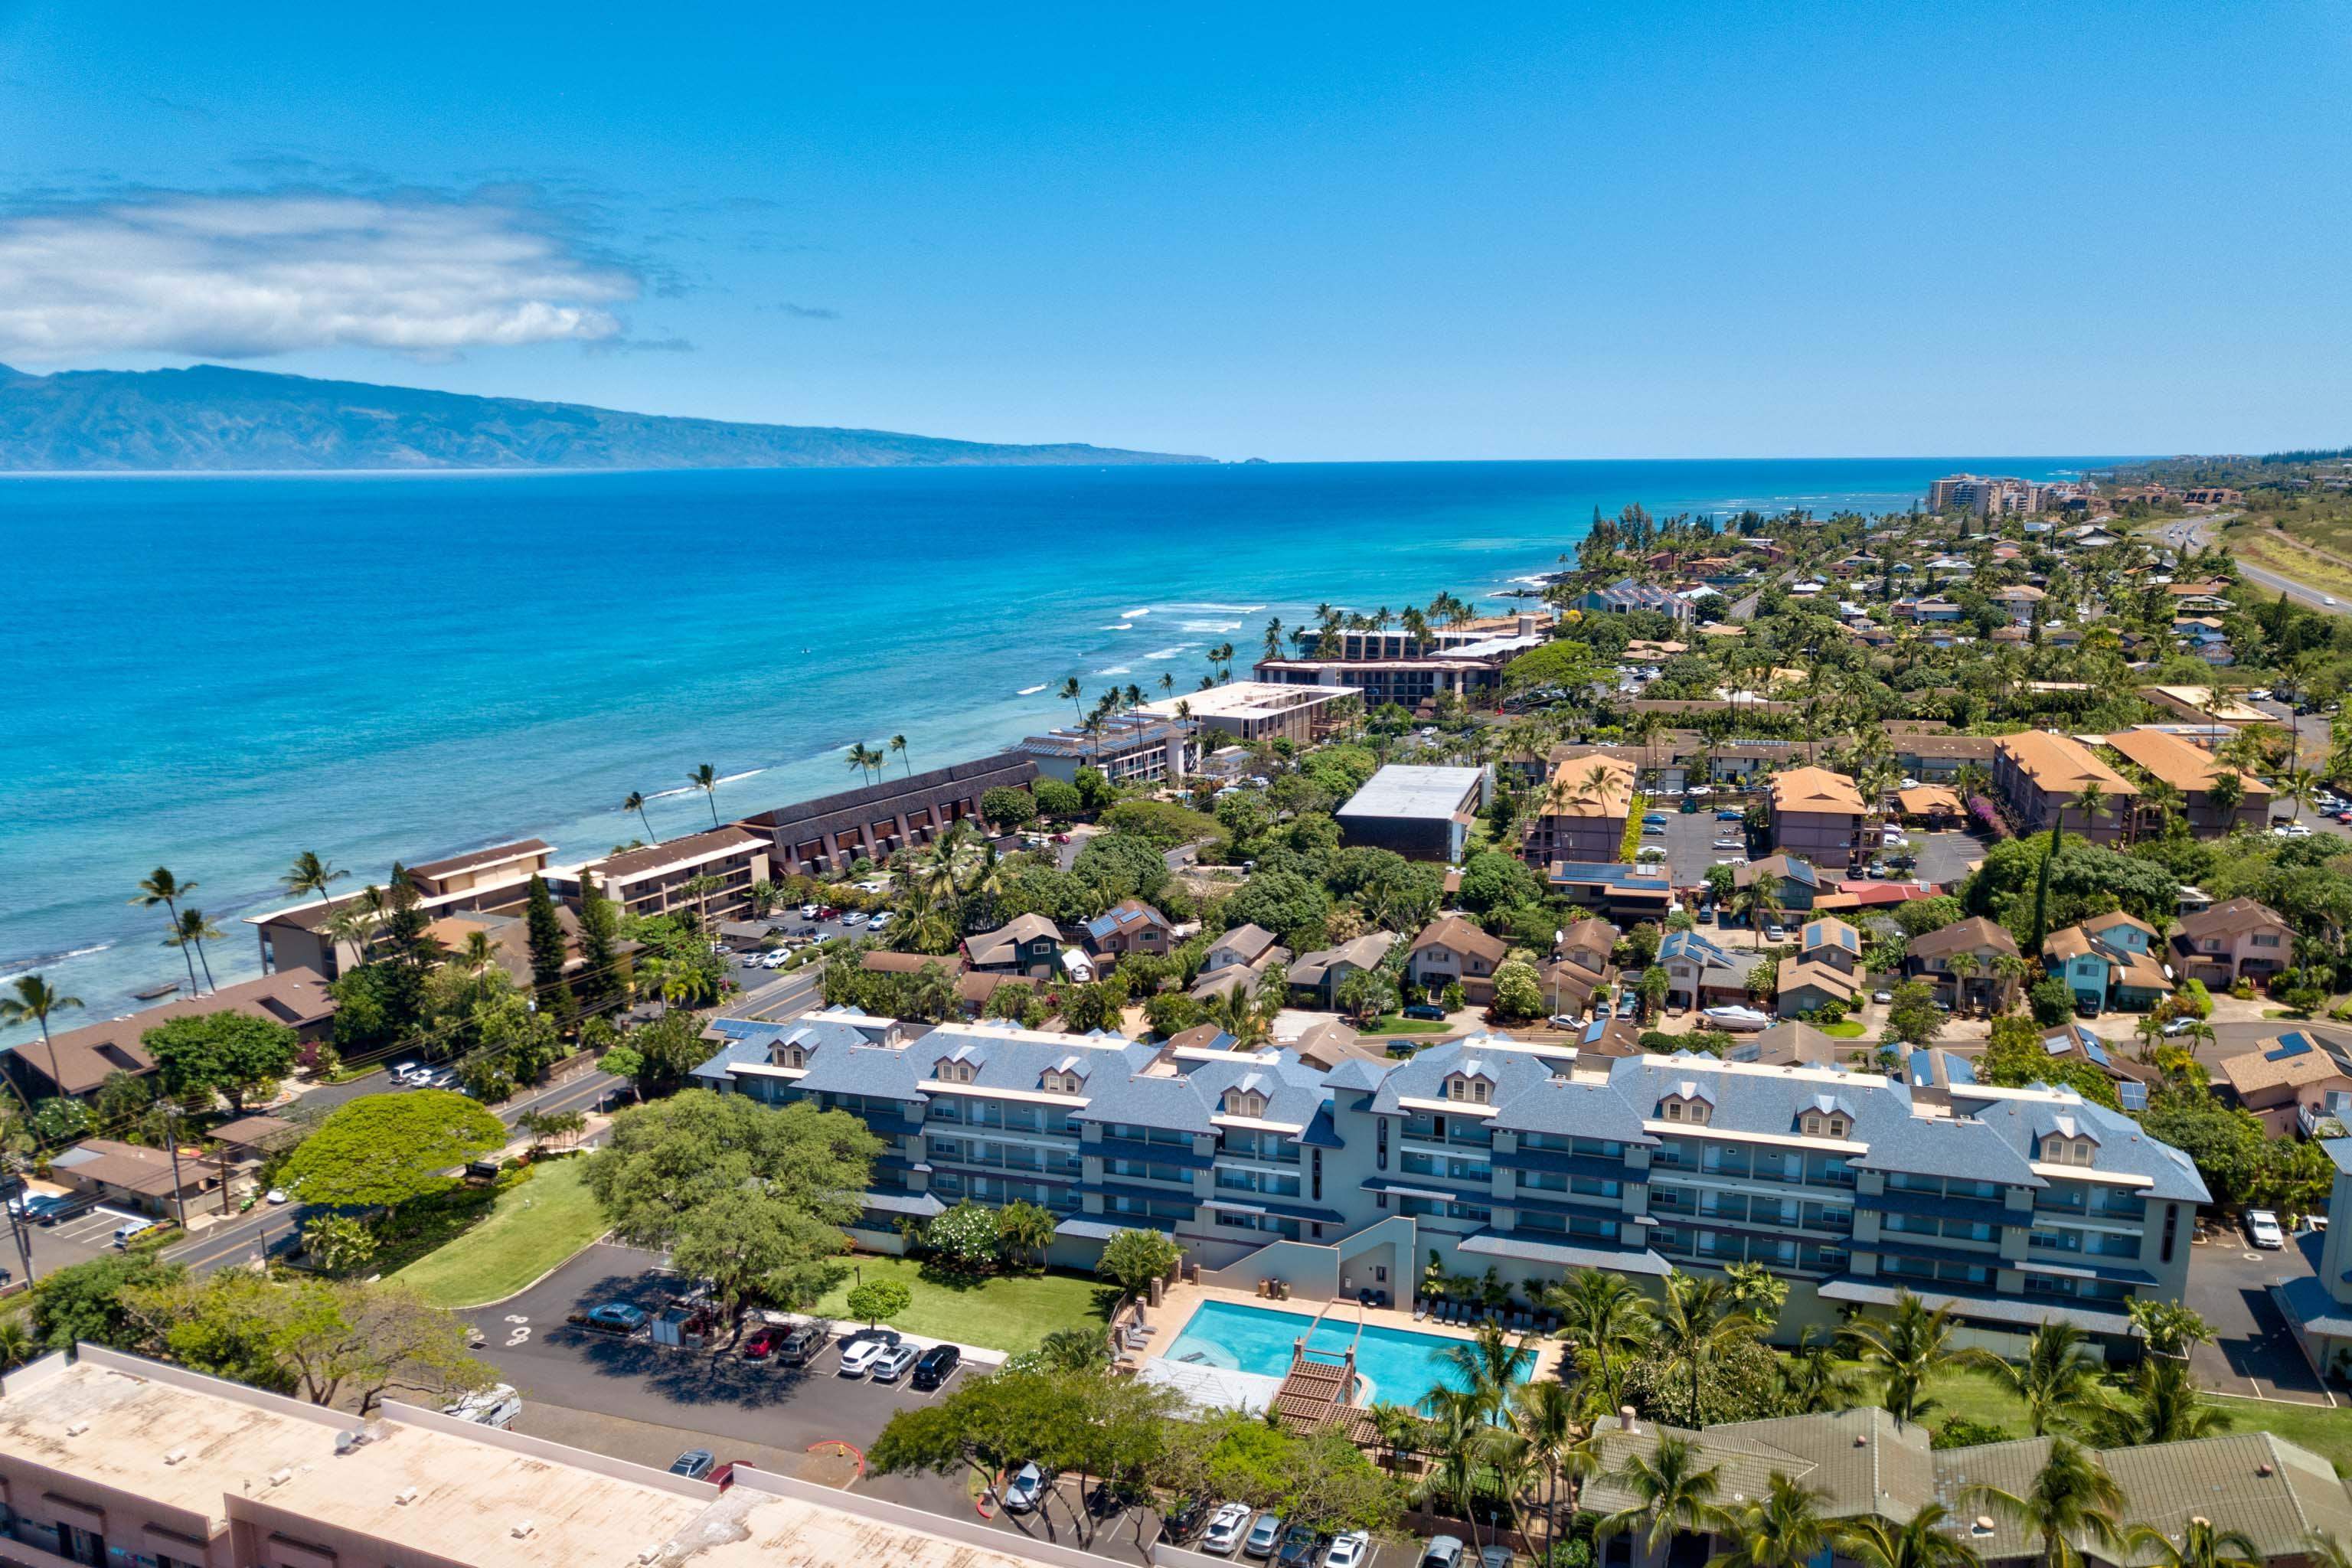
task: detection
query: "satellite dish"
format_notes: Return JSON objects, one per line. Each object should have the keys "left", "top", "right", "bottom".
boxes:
{"left": 335, "top": 1429, "right": 361, "bottom": 1452}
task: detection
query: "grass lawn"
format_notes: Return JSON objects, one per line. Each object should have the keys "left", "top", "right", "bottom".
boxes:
{"left": 805, "top": 1255, "right": 1117, "bottom": 1354}
{"left": 1361, "top": 1015, "right": 1459, "bottom": 1037}
{"left": 390, "top": 1158, "right": 609, "bottom": 1308}
{"left": 1819, "top": 1021, "right": 1867, "bottom": 1037}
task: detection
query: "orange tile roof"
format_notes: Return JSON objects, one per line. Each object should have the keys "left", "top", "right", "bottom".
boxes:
{"left": 1769, "top": 766, "right": 1866, "bottom": 815}
{"left": 1997, "top": 730, "right": 2139, "bottom": 799}
{"left": 2102, "top": 727, "right": 2271, "bottom": 799}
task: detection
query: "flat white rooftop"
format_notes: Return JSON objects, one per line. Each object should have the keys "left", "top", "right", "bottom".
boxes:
{"left": 1338, "top": 764, "right": 1486, "bottom": 821}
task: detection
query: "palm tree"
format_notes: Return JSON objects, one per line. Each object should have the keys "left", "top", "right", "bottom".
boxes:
{"left": 1508, "top": 1378, "right": 1594, "bottom": 1550}
{"left": 890, "top": 734, "right": 912, "bottom": 776}
{"left": 2122, "top": 1519, "right": 2261, "bottom": 1568}
{"left": 690, "top": 762, "right": 722, "bottom": 826}
{"left": 1834, "top": 1504, "right": 1988, "bottom": 1568}
{"left": 1653, "top": 1270, "right": 1758, "bottom": 1428}
{"left": 1963, "top": 1436, "right": 2124, "bottom": 1568}
{"left": 1730, "top": 875, "right": 1786, "bottom": 936}
{"left": 283, "top": 850, "right": 347, "bottom": 906}
{"left": 1418, "top": 1387, "right": 1498, "bottom": 1551}
{"left": 2283, "top": 765, "right": 2321, "bottom": 828}
{"left": 1594, "top": 1436, "right": 1729, "bottom": 1560}
{"left": 1263, "top": 617, "right": 1285, "bottom": 662}
{"left": 1955, "top": 1321, "right": 2101, "bottom": 1436}
{"left": 323, "top": 899, "right": 380, "bottom": 972}
{"left": 1840, "top": 1290, "right": 1958, "bottom": 1429}
{"left": 0, "top": 976, "right": 81, "bottom": 1106}
{"left": 1060, "top": 675, "right": 1084, "bottom": 730}
{"left": 622, "top": 790, "right": 655, "bottom": 841}
{"left": 132, "top": 867, "right": 201, "bottom": 993}
{"left": 1437, "top": 1321, "right": 1536, "bottom": 1426}
{"left": 165, "top": 907, "right": 223, "bottom": 993}
{"left": 1781, "top": 1326, "right": 1865, "bottom": 1413}
{"left": 2084, "top": 1354, "right": 2228, "bottom": 1446}
{"left": 1545, "top": 1268, "right": 1655, "bottom": 1364}
{"left": 1369, "top": 1400, "right": 1431, "bottom": 1472}
{"left": 1707, "top": 1474, "right": 1833, "bottom": 1568}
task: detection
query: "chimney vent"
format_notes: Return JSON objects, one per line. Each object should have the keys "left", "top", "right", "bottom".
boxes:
{"left": 394, "top": 1487, "right": 420, "bottom": 1506}
{"left": 163, "top": 1448, "right": 188, "bottom": 1466}
{"left": 64, "top": 1421, "right": 87, "bottom": 1437}
{"left": 1619, "top": 1405, "right": 1638, "bottom": 1433}
{"left": 268, "top": 1468, "right": 294, "bottom": 1488}
{"left": 1973, "top": 1517, "right": 1997, "bottom": 1537}
{"left": 513, "top": 1521, "right": 537, "bottom": 1540}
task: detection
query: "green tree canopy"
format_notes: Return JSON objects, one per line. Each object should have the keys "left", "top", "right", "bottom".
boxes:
{"left": 1457, "top": 851, "right": 1543, "bottom": 916}
{"left": 276, "top": 1090, "right": 508, "bottom": 1210}
{"left": 586, "top": 1089, "right": 879, "bottom": 1256}
{"left": 1096, "top": 1227, "right": 1182, "bottom": 1297}
{"left": 142, "top": 1010, "right": 300, "bottom": 1112}
{"left": 1502, "top": 639, "right": 1603, "bottom": 697}
{"left": 1222, "top": 869, "right": 1332, "bottom": 949}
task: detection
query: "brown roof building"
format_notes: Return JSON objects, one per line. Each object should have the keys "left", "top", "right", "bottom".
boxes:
{"left": 569, "top": 825, "right": 771, "bottom": 924}
{"left": 2, "top": 971, "right": 336, "bottom": 1104}
{"left": 1766, "top": 766, "right": 1870, "bottom": 870}
{"left": 2172, "top": 897, "right": 2293, "bottom": 988}
{"left": 2102, "top": 725, "right": 2271, "bottom": 835}
{"left": 1993, "top": 730, "right": 2138, "bottom": 842}
{"left": 1404, "top": 915, "right": 1508, "bottom": 1005}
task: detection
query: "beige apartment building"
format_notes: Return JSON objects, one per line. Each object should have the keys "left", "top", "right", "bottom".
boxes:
{"left": 247, "top": 839, "right": 557, "bottom": 979}
{"left": 1137, "top": 680, "right": 1361, "bottom": 746}
{"left": 0, "top": 1344, "right": 1076, "bottom": 1568}
{"left": 2100, "top": 726, "right": 2271, "bottom": 835}
{"left": 567, "top": 825, "right": 770, "bottom": 923}
{"left": 1764, "top": 766, "right": 1870, "bottom": 869}
{"left": 1993, "top": 730, "right": 2139, "bottom": 843}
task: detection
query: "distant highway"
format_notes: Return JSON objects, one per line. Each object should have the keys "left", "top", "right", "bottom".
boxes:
{"left": 2160, "top": 513, "right": 2345, "bottom": 615}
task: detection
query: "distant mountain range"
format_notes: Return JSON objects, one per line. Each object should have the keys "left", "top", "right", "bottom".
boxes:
{"left": 0, "top": 363, "right": 1214, "bottom": 471}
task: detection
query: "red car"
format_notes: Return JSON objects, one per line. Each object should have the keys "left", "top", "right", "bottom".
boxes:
{"left": 740, "top": 1326, "right": 782, "bottom": 1361}
{"left": 1052, "top": 833, "right": 1070, "bottom": 844}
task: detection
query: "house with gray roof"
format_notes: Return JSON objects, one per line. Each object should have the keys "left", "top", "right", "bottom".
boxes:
{"left": 1288, "top": 933, "right": 1399, "bottom": 1007}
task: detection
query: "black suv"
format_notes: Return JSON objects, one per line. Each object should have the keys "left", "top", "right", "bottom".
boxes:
{"left": 910, "top": 1342, "right": 961, "bottom": 1389}
{"left": 1276, "top": 1524, "right": 1325, "bottom": 1568}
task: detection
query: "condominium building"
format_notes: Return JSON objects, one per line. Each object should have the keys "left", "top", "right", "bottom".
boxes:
{"left": 0, "top": 1343, "right": 1081, "bottom": 1568}
{"left": 1524, "top": 753, "right": 1636, "bottom": 864}
{"left": 1015, "top": 715, "right": 1192, "bottom": 785}
{"left": 1764, "top": 766, "right": 1870, "bottom": 869}
{"left": 1253, "top": 635, "right": 1534, "bottom": 708}
{"left": 1927, "top": 473, "right": 2053, "bottom": 517}
{"left": 560, "top": 825, "right": 771, "bottom": 923}
{"left": 2100, "top": 725, "right": 2272, "bottom": 835}
{"left": 692, "top": 1018, "right": 2205, "bottom": 1356}
{"left": 1136, "top": 681, "right": 1361, "bottom": 746}
{"left": 246, "top": 838, "right": 557, "bottom": 979}
{"left": 737, "top": 752, "right": 1038, "bottom": 877}
{"left": 0, "top": 969, "right": 336, "bottom": 1106}
{"left": 1318, "top": 610, "right": 1551, "bottom": 662}
{"left": 1993, "top": 730, "right": 2140, "bottom": 842}
{"left": 1334, "top": 764, "right": 1491, "bottom": 861}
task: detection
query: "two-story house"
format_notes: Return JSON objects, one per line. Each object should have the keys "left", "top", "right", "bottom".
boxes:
{"left": 1766, "top": 767, "right": 1871, "bottom": 871}
{"left": 2218, "top": 1031, "right": 2352, "bottom": 1138}
{"left": 1287, "top": 933, "right": 1400, "bottom": 1008}
{"left": 2043, "top": 912, "right": 2173, "bottom": 1014}
{"left": 1084, "top": 900, "right": 1174, "bottom": 964}
{"left": 1658, "top": 929, "right": 1756, "bottom": 1012}
{"left": 1733, "top": 854, "right": 1820, "bottom": 921}
{"left": 964, "top": 913, "right": 1067, "bottom": 978}
{"left": 1902, "top": 916, "right": 2022, "bottom": 1013}
{"left": 1776, "top": 918, "right": 1864, "bottom": 1019}
{"left": 1405, "top": 915, "right": 1508, "bottom": 1005}
{"left": 2171, "top": 897, "right": 2293, "bottom": 988}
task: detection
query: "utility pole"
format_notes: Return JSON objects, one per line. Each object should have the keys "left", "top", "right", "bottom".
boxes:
{"left": 1, "top": 1157, "right": 33, "bottom": 1285}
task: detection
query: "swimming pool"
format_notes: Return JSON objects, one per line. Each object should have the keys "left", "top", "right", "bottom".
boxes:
{"left": 1159, "top": 1299, "right": 1527, "bottom": 1410}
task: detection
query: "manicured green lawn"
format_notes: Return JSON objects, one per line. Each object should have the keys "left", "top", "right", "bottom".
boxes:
{"left": 805, "top": 1255, "right": 1117, "bottom": 1354}
{"left": 390, "top": 1158, "right": 608, "bottom": 1308}
{"left": 1819, "top": 1021, "right": 1867, "bottom": 1037}
{"left": 1361, "top": 1015, "right": 1459, "bottom": 1037}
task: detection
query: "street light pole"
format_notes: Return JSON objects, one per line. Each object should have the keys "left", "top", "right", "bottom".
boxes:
{"left": 158, "top": 1102, "right": 189, "bottom": 1231}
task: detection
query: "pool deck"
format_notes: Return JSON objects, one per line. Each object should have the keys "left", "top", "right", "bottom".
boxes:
{"left": 1136, "top": 1280, "right": 1569, "bottom": 1383}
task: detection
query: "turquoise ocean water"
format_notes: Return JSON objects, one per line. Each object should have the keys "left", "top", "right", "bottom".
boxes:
{"left": 0, "top": 458, "right": 2108, "bottom": 1037}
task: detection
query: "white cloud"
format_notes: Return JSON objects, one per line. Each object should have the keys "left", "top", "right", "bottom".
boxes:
{"left": 0, "top": 191, "right": 642, "bottom": 360}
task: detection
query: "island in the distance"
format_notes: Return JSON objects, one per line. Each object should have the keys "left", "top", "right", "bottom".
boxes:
{"left": 0, "top": 361, "right": 1215, "bottom": 471}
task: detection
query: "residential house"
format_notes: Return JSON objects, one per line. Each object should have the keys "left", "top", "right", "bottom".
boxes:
{"left": 1204, "top": 923, "right": 1282, "bottom": 972}
{"left": 1775, "top": 918, "right": 1865, "bottom": 1020}
{"left": 2218, "top": 1032, "right": 2352, "bottom": 1138}
{"left": 1575, "top": 580, "right": 1694, "bottom": 621}
{"left": 1405, "top": 915, "right": 1508, "bottom": 1005}
{"left": 1288, "top": 933, "right": 1400, "bottom": 1008}
{"left": 0, "top": 969, "right": 336, "bottom": 1106}
{"left": 1995, "top": 583, "right": 2047, "bottom": 625}
{"left": 2171, "top": 897, "right": 2292, "bottom": 988}
{"left": 1334, "top": 765, "right": 1491, "bottom": 861}
{"left": 1084, "top": 900, "right": 1174, "bottom": 963}
{"left": 1525, "top": 753, "right": 1636, "bottom": 864}
{"left": 1535, "top": 916, "right": 1619, "bottom": 1017}
{"left": 1733, "top": 854, "right": 1820, "bottom": 923}
{"left": 1658, "top": 929, "right": 1758, "bottom": 1011}
{"left": 49, "top": 1137, "right": 217, "bottom": 1218}
{"left": 2102, "top": 725, "right": 2272, "bottom": 835}
{"left": 1994, "top": 730, "right": 2140, "bottom": 842}
{"left": 965, "top": 913, "right": 1067, "bottom": 978}
{"left": 1903, "top": 916, "right": 2024, "bottom": 1012}
{"left": 1884, "top": 728, "right": 1999, "bottom": 783}
{"left": 1765, "top": 766, "right": 1870, "bottom": 869}
{"left": 1547, "top": 861, "right": 1674, "bottom": 924}
{"left": 2043, "top": 911, "right": 2174, "bottom": 1014}
{"left": 1893, "top": 784, "right": 1965, "bottom": 825}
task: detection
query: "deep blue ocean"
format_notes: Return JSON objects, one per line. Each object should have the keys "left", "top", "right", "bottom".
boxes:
{"left": 0, "top": 457, "right": 2111, "bottom": 1037}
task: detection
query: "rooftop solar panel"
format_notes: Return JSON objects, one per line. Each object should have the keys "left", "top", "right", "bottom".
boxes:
{"left": 2118, "top": 1081, "right": 2148, "bottom": 1110}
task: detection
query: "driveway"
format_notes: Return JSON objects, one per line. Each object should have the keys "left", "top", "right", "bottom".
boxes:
{"left": 1910, "top": 829, "right": 1987, "bottom": 889}
{"left": 2185, "top": 1224, "right": 2333, "bottom": 1403}
{"left": 1661, "top": 806, "right": 1747, "bottom": 888}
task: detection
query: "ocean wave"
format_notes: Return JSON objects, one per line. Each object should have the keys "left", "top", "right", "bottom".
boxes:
{"left": 0, "top": 940, "right": 114, "bottom": 984}
{"left": 1141, "top": 644, "right": 1197, "bottom": 661}
{"left": 1093, "top": 665, "right": 1132, "bottom": 677}
{"left": 645, "top": 767, "right": 763, "bottom": 799}
{"left": 717, "top": 768, "right": 765, "bottom": 786}
{"left": 1168, "top": 603, "right": 1266, "bottom": 613}
{"left": 1018, "top": 684, "right": 1050, "bottom": 696}
{"left": 1178, "top": 619, "right": 1242, "bottom": 633}
{"left": 1100, "top": 623, "right": 1135, "bottom": 632}
{"left": 1122, "top": 607, "right": 1152, "bottom": 619}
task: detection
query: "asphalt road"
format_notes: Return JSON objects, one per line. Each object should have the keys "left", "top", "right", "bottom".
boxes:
{"left": 2161, "top": 512, "right": 2346, "bottom": 615}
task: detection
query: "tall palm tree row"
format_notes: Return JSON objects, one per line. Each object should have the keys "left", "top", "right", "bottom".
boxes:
{"left": 0, "top": 975, "right": 80, "bottom": 1106}
{"left": 165, "top": 906, "right": 224, "bottom": 994}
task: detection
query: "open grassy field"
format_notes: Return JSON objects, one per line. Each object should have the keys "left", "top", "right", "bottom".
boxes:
{"left": 806, "top": 1255, "right": 1117, "bottom": 1354}
{"left": 389, "top": 1158, "right": 608, "bottom": 1308}
{"left": 1884, "top": 1365, "right": 2352, "bottom": 1473}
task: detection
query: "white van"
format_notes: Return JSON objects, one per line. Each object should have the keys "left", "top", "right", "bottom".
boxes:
{"left": 112, "top": 1217, "right": 156, "bottom": 1248}
{"left": 440, "top": 1383, "right": 522, "bottom": 1429}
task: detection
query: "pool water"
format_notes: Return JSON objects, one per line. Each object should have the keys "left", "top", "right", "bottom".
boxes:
{"left": 1160, "top": 1299, "right": 1528, "bottom": 1410}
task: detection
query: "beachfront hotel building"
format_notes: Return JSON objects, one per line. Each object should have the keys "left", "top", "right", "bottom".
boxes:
{"left": 736, "top": 752, "right": 1037, "bottom": 876}
{"left": 246, "top": 839, "right": 558, "bottom": 979}
{"left": 1015, "top": 714, "right": 1191, "bottom": 786}
{"left": 1135, "top": 681, "right": 1360, "bottom": 746}
{"left": 560, "top": 825, "right": 771, "bottom": 923}
{"left": 1251, "top": 631, "right": 1539, "bottom": 709}
{"left": 0, "top": 1342, "right": 1083, "bottom": 1568}
{"left": 692, "top": 1016, "right": 2202, "bottom": 1356}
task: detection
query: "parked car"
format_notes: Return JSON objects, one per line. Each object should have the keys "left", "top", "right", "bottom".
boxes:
{"left": 1163, "top": 1498, "right": 1210, "bottom": 1543}
{"left": 1716, "top": 808, "right": 1743, "bottom": 821}
{"left": 1244, "top": 1512, "right": 1285, "bottom": 1559}
{"left": 2162, "top": 1016, "right": 2197, "bottom": 1036}
{"left": 1642, "top": 812, "right": 1669, "bottom": 825}
{"left": 1276, "top": 1524, "right": 1325, "bottom": 1568}
{"left": 584, "top": 1302, "right": 648, "bottom": 1334}
{"left": 1002, "top": 1462, "right": 1047, "bottom": 1514}
{"left": 2248, "top": 1210, "right": 2287, "bottom": 1250}
{"left": 1402, "top": 1002, "right": 1448, "bottom": 1021}
{"left": 8, "top": 1194, "right": 70, "bottom": 1223}
{"left": 778, "top": 1324, "right": 828, "bottom": 1365}
{"left": 670, "top": 1449, "right": 715, "bottom": 1479}
{"left": 1872, "top": 990, "right": 1892, "bottom": 1004}
{"left": 1764, "top": 923, "right": 1787, "bottom": 942}
{"left": 871, "top": 1343, "right": 920, "bottom": 1382}
{"left": 867, "top": 913, "right": 894, "bottom": 931}
{"left": 1420, "top": 1536, "right": 1466, "bottom": 1568}
{"left": 1713, "top": 836, "right": 1744, "bottom": 850}
{"left": 112, "top": 1217, "right": 156, "bottom": 1247}
{"left": 1325, "top": 1532, "right": 1373, "bottom": 1568}
{"left": 389, "top": 1060, "right": 423, "bottom": 1084}
{"left": 1547, "top": 1013, "right": 1583, "bottom": 1031}
{"left": 837, "top": 1329, "right": 901, "bottom": 1376}
{"left": 911, "top": 1342, "right": 961, "bottom": 1389}
{"left": 740, "top": 1325, "right": 782, "bottom": 1361}
{"left": 1640, "top": 822, "right": 1666, "bottom": 837}
{"left": 1202, "top": 1503, "right": 1254, "bottom": 1555}
{"left": 1480, "top": 1547, "right": 1514, "bottom": 1568}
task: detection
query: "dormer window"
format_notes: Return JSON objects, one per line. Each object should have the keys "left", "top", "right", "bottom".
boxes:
{"left": 779, "top": 1046, "right": 806, "bottom": 1070}
{"left": 2045, "top": 1137, "right": 2096, "bottom": 1166}
{"left": 1226, "top": 1090, "right": 1266, "bottom": 1119}
{"left": 937, "top": 1060, "right": 975, "bottom": 1085}
{"left": 1801, "top": 1112, "right": 1851, "bottom": 1139}
{"left": 1444, "top": 1075, "right": 1491, "bottom": 1105}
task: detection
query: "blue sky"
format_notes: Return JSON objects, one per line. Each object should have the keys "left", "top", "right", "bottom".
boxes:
{"left": 0, "top": 1, "right": 2344, "bottom": 459}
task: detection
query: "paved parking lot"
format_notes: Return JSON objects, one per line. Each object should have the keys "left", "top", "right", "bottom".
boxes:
{"left": 1661, "top": 805, "right": 1750, "bottom": 887}
{"left": 2185, "top": 1225, "right": 2332, "bottom": 1403}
